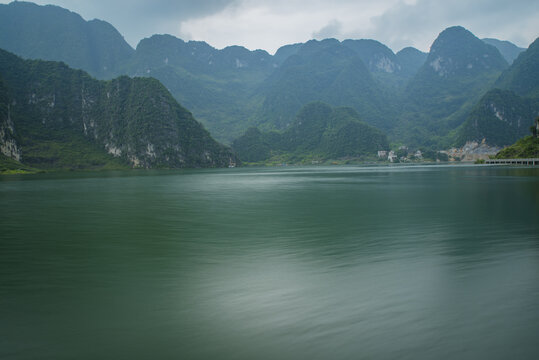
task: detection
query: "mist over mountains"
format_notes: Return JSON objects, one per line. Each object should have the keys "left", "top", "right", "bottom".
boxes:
{"left": 0, "top": 1, "right": 537, "bottom": 167}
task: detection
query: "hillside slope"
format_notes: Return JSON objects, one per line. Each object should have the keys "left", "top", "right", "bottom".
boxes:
{"left": 232, "top": 102, "right": 389, "bottom": 163}
{"left": 0, "top": 49, "right": 236, "bottom": 170}
{"left": 456, "top": 38, "right": 539, "bottom": 146}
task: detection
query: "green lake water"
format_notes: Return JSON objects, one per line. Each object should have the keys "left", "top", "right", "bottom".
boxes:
{"left": 1, "top": 165, "right": 538, "bottom": 359}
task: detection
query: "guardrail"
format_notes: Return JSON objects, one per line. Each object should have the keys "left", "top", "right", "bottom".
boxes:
{"left": 485, "top": 158, "right": 539, "bottom": 165}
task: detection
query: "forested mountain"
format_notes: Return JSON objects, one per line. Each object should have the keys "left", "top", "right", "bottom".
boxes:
{"left": 393, "top": 26, "right": 509, "bottom": 147}
{"left": 456, "top": 38, "right": 539, "bottom": 146}
{"left": 0, "top": 1, "right": 536, "bottom": 153}
{"left": 0, "top": 1, "right": 134, "bottom": 79}
{"left": 0, "top": 49, "right": 236, "bottom": 170}
{"left": 455, "top": 90, "right": 539, "bottom": 146}
{"left": 482, "top": 38, "right": 525, "bottom": 64}
{"left": 122, "top": 34, "right": 277, "bottom": 142}
{"left": 395, "top": 47, "right": 428, "bottom": 77}
{"left": 232, "top": 102, "right": 389, "bottom": 163}
{"left": 256, "top": 39, "right": 390, "bottom": 132}
{"left": 341, "top": 39, "right": 401, "bottom": 74}
{"left": 494, "top": 38, "right": 539, "bottom": 97}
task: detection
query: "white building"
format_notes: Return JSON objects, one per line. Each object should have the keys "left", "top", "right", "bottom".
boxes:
{"left": 388, "top": 151, "right": 397, "bottom": 162}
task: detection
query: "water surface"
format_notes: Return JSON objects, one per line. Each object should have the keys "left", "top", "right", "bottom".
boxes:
{"left": 1, "top": 165, "right": 538, "bottom": 359}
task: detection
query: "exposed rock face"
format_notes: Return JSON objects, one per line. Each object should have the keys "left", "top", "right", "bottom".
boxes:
{"left": 0, "top": 77, "right": 21, "bottom": 161}
{"left": 447, "top": 139, "right": 502, "bottom": 161}
{"left": 0, "top": 105, "right": 21, "bottom": 161}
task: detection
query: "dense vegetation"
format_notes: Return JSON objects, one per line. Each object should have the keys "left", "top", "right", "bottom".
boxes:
{"left": 456, "top": 39, "right": 539, "bottom": 146}
{"left": 0, "top": 49, "right": 237, "bottom": 171}
{"left": 454, "top": 90, "right": 539, "bottom": 146}
{"left": 495, "top": 38, "right": 539, "bottom": 98}
{"left": 393, "top": 27, "right": 509, "bottom": 148}
{"left": 232, "top": 102, "right": 389, "bottom": 163}
{"left": 495, "top": 136, "right": 539, "bottom": 159}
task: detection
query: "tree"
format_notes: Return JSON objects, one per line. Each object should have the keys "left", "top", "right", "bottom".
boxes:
{"left": 532, "top": 116, "right": 539, "bottom": 138}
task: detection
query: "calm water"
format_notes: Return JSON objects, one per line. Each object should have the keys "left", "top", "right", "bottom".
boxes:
{"left": 1, "top": 165, "right": 538, "bottom": 359}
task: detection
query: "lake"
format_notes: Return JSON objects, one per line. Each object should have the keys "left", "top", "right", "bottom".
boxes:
{"left": 1, "top": 165, "right": 538, "bottom": 359}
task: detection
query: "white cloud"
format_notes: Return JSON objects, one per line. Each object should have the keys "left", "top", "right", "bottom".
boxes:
{"left": 313, "top": 20, "right": 343, "bottom": 40}
{"left": 179, "top": 0, "right": 397, "bottom": 53}
{"left": 1, "top": 0, "right": 537, "bottom": 53}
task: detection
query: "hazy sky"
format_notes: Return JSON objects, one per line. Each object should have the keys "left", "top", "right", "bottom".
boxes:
{"left": 3, "top": 0, "right": 538, "bottom": 53}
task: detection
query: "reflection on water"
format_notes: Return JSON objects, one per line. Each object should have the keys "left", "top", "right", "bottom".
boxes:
{"left": 1, "top": 165, "right": 539, "bottom": 359}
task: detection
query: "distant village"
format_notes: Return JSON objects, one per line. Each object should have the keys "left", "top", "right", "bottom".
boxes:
{"left": 378, "top": 140, "right": 503, "bottom": 163}
{"left": 377, "top": 147, "right": 425, "bottom": 163}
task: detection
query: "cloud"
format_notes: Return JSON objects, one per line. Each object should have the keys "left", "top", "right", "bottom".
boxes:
{"left": 365, "top": 0, "right": 539, "bottom": 51}
{"left": 1, "top": 0, "right": 536, "bottom": 53}
{"left": 179, "top": 0, "right": 395, "bottom": 53}
{"left": 313, "top": 20, "right": 343, "bottom": 40}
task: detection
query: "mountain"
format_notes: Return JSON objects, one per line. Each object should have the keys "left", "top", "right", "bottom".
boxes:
{"left": 0, "top": 49, "right": 236, "bottom": 170}
{"left": 394, "top": 26, "right": 509, "bottom": 147}
{"left": 396, "top": 47, "right": 428, "bottom": 77}
{"left": 256, "top": 39, "right": 390, "bottom": 131}
{"left": 495, "top": 38, "right": 539, "bottom": 97}
{"left": 341, "top": 39, "right": 416, "bottom": 97}
{"left": 0, "top": 1, "right": 134, "bottom": 79}
{"left": 1, "top": 2, "right": 535, "bottom": 151}
{"left": 342, "top": 39, "right": 401, "bottom": 74}
{"left": 273, "top": 43, "right": 303, "bottom": 64}
{"left": 482, "top": 38, "right": 526, "bottom": 64}
{"left": 232, "top": 102, "right": 389, "bottom": 163}
{"left": 124, "top": 34, "right": 277, "bottom": 143}
{"left": 454, "top": 89, "right": 539, "bottom": 146}
{"left": 455, "top": 38, "right": 539, "bottom": 146}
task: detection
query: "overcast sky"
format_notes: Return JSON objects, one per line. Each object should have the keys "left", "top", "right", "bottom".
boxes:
{"left": 3, "top": 0, "right": 538, "bottom": 53}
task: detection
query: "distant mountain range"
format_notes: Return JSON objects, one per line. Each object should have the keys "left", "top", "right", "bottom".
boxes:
{"left": 481, "top": 38, "right": 525, "bottom": 64}
{"left": 0, "top": 1, "right": 537, "bottom": 167}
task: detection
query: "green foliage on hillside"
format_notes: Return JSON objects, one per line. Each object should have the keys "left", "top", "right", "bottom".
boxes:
{"left": 119, "top": 34, "right": 277, "bottom": 143}
{"left": 392, "top": 26, "right": 510, "bottom": 147}
{"left": 495, "top": 136, "right": 539, "bottom": 159}
{"left": 454, "top": 90, "right": 539, "bottom": 146}
{"left": 258, "top": 40, "right": 391, "bottom": 132}
{"left": 0, "top": 153, "right": 38, "bottom": 174}
{"left": 233, "top": 102, "right": 389, "bottom": 163}
{"left": 0, "top": 49, "right": 237, "bottom": 170}
{"left": 495, "top": 38, "right": 539, "bottom": 97}
{"left": 456, "top": 39, "right": 539, "bottom": 147}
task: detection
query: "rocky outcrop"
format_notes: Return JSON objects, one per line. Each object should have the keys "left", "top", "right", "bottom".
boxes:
{"left": 446, "top": 139, "right": 502, "bottom": 161}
